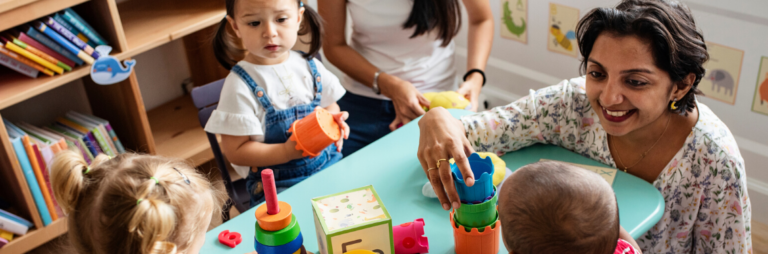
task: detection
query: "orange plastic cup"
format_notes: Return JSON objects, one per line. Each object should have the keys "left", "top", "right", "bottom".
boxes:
{"left": 289, "top": 108, "right": 341, "bottom": 157}
{"left": 450, "top": 210, "right": 499, "bottom": 254}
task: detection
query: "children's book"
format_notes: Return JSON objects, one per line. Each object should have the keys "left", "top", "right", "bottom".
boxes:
{"left": 21, "top": 137, "right": 58, "bottom": 221}
{"left": 70, "top": 112, "right": 125, "bottom": 154}
{"left": 61, "top": 8, "right": 108, "bottom": 46}
{"left": 17, "top": 30, "right": 76, "bottom": 67}
{"left": 55, "top": 118, "right": 102, "bottom": 156}
{"left": 0, "top": 34, "right": 71, "bottom": 72}
{"left": 32, "top": 21, "right": 94, "bottom": 64}
{"left": 45, "top": 125, "right": 94, "bottom": 163}
{"left": 24, "top": 27, "right": 83, "bottom": 66}
{"left": 0, "top": 215, "right": 28, "bottom": 236}
{"left": 3, "top": 120, "right": 52, "bottom": 226}
{"left": 0, "top": 209, "right": 33, "bottom": 228}
{"left": 0, "top": 44, "right": 53, "bottom": 76}
{"left": 44, "top": 17, "right": 99, "bottom": 59}
{"left": 0, "top": 229, "right": 13, "bottom": 241}
{"left": 0, "top": 46, "right": 39, "bottom": 78}
{"left": 65, "top": 112, "right": 116, "bottom": 156}
{"left": 53, "top": 13, "right": 97, "bottom": 48}
{"left": 3, "top": 41, "right": 63, "bottom": 74}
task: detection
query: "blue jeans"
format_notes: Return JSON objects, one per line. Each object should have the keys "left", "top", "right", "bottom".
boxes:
{"left": 337, "top": 92, "right": 396, "bottom": 157}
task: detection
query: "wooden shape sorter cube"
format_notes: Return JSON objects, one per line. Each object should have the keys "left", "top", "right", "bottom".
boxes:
{"left": 311, "top": 185, "right": 394, "bottom": 254}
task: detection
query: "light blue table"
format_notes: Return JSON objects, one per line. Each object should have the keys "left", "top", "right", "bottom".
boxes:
{"left": 201, "top": 110, "right": 664, "bottom": 253}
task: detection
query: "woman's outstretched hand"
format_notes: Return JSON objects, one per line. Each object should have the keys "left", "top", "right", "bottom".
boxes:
{"left": 417, "top": 107, "right": 476, "bottom": 210}
{"left": 379, "top": 73, "right": 430, "bottom": 130}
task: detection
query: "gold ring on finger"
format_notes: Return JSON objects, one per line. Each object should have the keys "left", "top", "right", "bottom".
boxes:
{"left": 436, "top": 158, "right": 448, "bottom": 168}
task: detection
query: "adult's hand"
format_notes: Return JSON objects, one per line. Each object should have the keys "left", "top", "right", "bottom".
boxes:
{"left": 417, "top": 107, "right": 476, "bottom": 210}
{"left": 379, "top": 73, "right": 430, "bottom": 130}
{"left": 457, "top": 72, "right": 483, "bottom": 112}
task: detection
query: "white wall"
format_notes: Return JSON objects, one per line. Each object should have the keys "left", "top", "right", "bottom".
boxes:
{"left": 313, "top": 0, "right": 768, "bottom": 225}
{"left": 453, "top": 0, "right": 768, "bottom": 224}
{"left": 133, "top": 39, "right": 191, "bottom": 111}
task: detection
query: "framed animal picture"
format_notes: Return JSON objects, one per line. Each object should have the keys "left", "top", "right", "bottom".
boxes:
{"left": 501, "top": 0, "right": 528, "bottom": 44}
{"left": 752, "top": 56, "right": 768, "bottom": 115}
{"left": 547, "top": 3, "right": 579, "bottom": 58}
{"left": 700, "top": 42, "right": 744, "bottom": 105}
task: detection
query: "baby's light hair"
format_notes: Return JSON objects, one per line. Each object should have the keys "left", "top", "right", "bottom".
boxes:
{"left": 498, "top": 161, "right": 619, "bottom": 254}
{"left": 51, "top": 150, "right": 226, "bottom": 254}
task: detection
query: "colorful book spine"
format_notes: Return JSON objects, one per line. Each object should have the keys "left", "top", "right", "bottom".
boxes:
{"left": 33, "top": 22, "right": 94, "bottom": 64}
{"left": 25, "top": 27, "right": 83, "bottom": 66}
{"left": 0, "top": 229, "right": 13, "bottom": 241}
{"left": 0, "top": 216, "right": 28, "bottom": 236}
{"left": 8, "top": 136, "right": 52, "bottom": 226}
{"left": 62, "top": 8, "right": 107, "bottom": 46}
{"left": 4, "top": 42, "right": 63, "bottom": 74}
{"left": 45, "top": 126, "right": 93, "bottom": 163}
{"left": 0, "top": 209, "right": 33, "bottom": 228}
{"left": 75, "top": 113, "right": 126, "bottom": 153}
{"left": 23, "top": 140, "right": 58, "bottom": 221}
{"left": 0, "top": 48, "right": 39, "bottom": 78}
{"left": 12, "top": 39, "right": 71, "bottom": 71}
{"left": 18, "top": 32, "right": 76, "bottom": 67}
{"left": 0, "top": 45, "right": 52, "bottom": 76}
{"left": 53, "top": 13, "right": 96, "bottom": 48}
{"left": 54, "top": 121, "right": 99, "bottom": 156}
{"left": 44, "top": 17, "right": 99, "bottom": 59}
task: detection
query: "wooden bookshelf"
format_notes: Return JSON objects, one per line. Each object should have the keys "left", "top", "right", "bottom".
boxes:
{"left": 118, "top": 0, "right": 225, "bottom": 57}
{"left": 0, "top": 219, "right": 67, "bottom": 254}
{"left": 0, "top": 0, "right": 228, "bottom": 251}
{"left": 148, "top": 95, "right": 213, "bottom": 167}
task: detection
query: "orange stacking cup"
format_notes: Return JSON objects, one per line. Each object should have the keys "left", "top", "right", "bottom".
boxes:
{"left": 450, "top": 210, "right": 499, "bottom": 254}
{"left": 289, "top": 108, "right": 341, "bottom": 157}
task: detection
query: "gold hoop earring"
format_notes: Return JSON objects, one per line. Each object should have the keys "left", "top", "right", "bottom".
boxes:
{"left": 670, "top": 98, "right": 679, "bottom": 110}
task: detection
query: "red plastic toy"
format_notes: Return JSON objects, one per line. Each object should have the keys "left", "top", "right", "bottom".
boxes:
{"left": 393, "top": 218, "right": 429, "bottom": 254}
{"left": 218, "top": 230, "right": 242, "bottom": 248}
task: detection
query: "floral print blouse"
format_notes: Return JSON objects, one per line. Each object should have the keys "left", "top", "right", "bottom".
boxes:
{"left": 462, "top": 77, "right": 752, "bottom": 254}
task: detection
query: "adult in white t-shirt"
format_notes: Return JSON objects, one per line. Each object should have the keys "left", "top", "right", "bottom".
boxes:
{"left": 320, "top": 0, "right": 493, "bottom": 156}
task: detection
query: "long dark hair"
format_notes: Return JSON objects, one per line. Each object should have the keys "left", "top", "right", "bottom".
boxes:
{"left": 403, "top": 0, "right": 461, "bottom": 47}
{"left": 576, "top": 0, "right": 708, "bottom": 115}
{"left": 213, "top": 0, "right": 324, "bottom": 70}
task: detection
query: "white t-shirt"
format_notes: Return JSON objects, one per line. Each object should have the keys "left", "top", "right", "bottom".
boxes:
{"left": 205, "top": 51, "right": 346, "bottom": 177}
{"left": 344, "top": 0, "right": 457, "bottom": 100}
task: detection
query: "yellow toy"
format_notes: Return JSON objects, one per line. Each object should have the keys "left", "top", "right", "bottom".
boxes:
{"left": 422, "top": 91, "right": 471, "bottom": 111}
{"left": 448, "top": 152, "right": 506, "bottom": 186}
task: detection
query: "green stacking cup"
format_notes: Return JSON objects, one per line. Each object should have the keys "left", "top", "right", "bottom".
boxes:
{"left": 455, "top": 186, "right": 498, "bottom": 229}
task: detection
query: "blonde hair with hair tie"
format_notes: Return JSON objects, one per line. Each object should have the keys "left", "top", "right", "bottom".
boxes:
{"left": 51, "top": 150, "right": 226, "bottom": 254}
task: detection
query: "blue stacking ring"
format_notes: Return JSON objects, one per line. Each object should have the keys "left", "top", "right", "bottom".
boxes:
{"left": 255, "top": 232, "right": 303, "bottom": 254}
{"left": 451, "top": 153, "right": 495, "bottom": 203}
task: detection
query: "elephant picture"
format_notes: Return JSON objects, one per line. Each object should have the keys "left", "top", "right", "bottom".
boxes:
{"left": 706, "top": 69, "right": 735, "bottom": 96}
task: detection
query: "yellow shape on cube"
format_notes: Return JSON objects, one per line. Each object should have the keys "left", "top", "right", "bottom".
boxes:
{"left": 423, "top": 91, "right": 470, "bottom": 111}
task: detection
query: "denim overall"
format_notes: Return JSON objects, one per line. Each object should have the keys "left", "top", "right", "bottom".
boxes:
{"left": 231, "top": 57, "right": 343, "bottom": 207}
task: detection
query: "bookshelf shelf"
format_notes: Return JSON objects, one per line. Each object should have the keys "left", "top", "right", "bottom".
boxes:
{"left": 147, "top": 95, "right": 212, "bottom": 167}
{"left": 0, "top": 66, "right": 90, "bottom": 110}
{"left": 0, "top": 0, "right": 89, "bottom": 32}
{"left": 118, "top": 0, "right": 225, "bottom": 57}
{"left": 0, "top": 218, "right": 67, "bottom": 254}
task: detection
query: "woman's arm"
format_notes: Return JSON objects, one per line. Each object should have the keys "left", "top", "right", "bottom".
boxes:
{"left": 220, "top": 135, "right": 304, "bottom": 169}
{"left": 319, "top": 0, "right": 429, "bottom": 130}
{"left": 457, "top": 0, "right": 494, "bottom": 112}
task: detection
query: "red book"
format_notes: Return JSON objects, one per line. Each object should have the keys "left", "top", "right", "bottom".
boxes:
{"left": 18, "top": 32, "right": 76, "bottom": 67}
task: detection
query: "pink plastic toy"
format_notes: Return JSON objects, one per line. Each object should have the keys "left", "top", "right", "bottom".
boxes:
{"left": 218, "top": 230, "right": 242, "bottom": 248}
{"left": 393, "top": 218, "right": 429, "bottom": 254}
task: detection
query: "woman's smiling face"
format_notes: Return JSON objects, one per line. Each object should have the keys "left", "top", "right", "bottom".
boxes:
{"left": 585, "top": 32, "right": 677, "bottom": 137}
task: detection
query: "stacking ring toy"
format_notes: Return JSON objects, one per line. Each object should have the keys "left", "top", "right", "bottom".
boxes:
{"left": 255, "top": 232, "right": 304, "bottom": 254}
{"left": 254, "top": 201, "right": 293, "bottom": 231}
{"left": 255, "top": 214, "right": 301, "bottom": 246}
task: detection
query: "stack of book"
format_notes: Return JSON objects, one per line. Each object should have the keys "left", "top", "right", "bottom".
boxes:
{"left": 0, "top": 8, "right": 109, "bottom": 78}
{"left": 1, "top": 111, "right": 124, "bottom": 241}
{"left": 0, "top": 208, "right": 33, "bottom": 248}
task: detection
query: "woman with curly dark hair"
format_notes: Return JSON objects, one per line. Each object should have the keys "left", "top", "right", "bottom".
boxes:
{"left": 417, "top": 0, "right": 752, "bottom": 253}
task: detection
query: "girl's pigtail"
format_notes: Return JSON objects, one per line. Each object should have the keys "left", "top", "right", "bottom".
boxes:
{"left": 129, "top": 175, "right": 178, "bottom": 254}
{"left": 299, "top": 3, "right": 324, "bottom": 59}
{"left": 51, "top": 150, "right": 110, "bottom": 214}
{"left": 213, "top": 17, "right": 237, "bottom": 70}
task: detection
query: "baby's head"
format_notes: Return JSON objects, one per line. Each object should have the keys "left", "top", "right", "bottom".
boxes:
{"left": 498, "top": 161, "right": 619, "bottom": 254}
{"left": 52, "top": 150, "right": 225, "bottom": 254}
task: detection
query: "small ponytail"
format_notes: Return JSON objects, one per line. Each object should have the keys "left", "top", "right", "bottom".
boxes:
{"left": 51, "top": 150, "right": 110, "bottom": 214}
{"left": 129, "top": 195, "right": 177, "bottom": 254}
{"left": 298, "top": 1, "right": 324, "bottom": 59}
{"left": 213, "top": 0, "right": 244, "bottom": 70}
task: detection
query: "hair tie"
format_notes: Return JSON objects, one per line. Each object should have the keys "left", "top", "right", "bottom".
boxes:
{"left": 84, "top": 166, "right": 91, "bottom": 174}
{"left": 173, "top": 167, "right": 191, "bottom": 185}
{"left": 150, "top": 177, "right": 159, "bottom": 184}
{"left": 299, "top": 1, "right": 304, "bottom": 7}
{"left": 136, "top": 199, "right": 144, "bottom": 205}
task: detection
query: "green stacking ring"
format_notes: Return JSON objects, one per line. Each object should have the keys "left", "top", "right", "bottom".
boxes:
{"left": 255, "top": 214, "right": 301, "bottom": 246}
{"left": 454, "top": 211, "right": 498, "bottom": 232}
{"left": 455, "top": 186, "right": 498, "bottom": 227}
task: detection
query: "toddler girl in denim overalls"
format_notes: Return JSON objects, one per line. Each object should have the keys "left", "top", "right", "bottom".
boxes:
{"left": 205, "top": 0, "right": 349, "bottom": 207}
